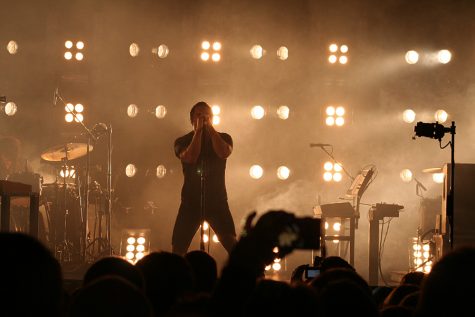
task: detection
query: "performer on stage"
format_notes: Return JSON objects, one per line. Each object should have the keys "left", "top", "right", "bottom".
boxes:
{"left": 172, "top": 101, "right": 237, "bottom": 255}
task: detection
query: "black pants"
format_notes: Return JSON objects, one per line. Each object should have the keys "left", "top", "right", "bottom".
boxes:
{"left": 172, "top": 200, "right": 236, "bottom": 255}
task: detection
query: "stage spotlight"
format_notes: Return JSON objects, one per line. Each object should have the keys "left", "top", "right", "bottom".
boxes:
{"left": 251, "top": 105, "right": 265, "bottom": 120}
{"left": 277, "top": 166, "right": 290, "bottom": 180}
{"left": 127, "top": 104, "right": 139, "bottom": 118}
{"left": 250, "top": 45, "right": 264, "bottom": 59}
{"left": 121, "top": 229, "right": 151, "bottom": 264}
{"left": 129, "top": 43, "right": 140, "bottom": 57}
{"left": 437, "top": 49, "right": 452, "bottom": 64}
{"left": 211, "top": 105, "right": 221, "bottom": 115}
{"left": 152, "top": 44, "right": 169, "bottom": 59}
{"left": 212, "top": 116, "right": 221, "bottom": 125}
{"left": 250, "top": 165, "right": 264, "bottom": 179}
{"left": 277, "top": 46, "right": 289, "bottom": 60}
{"left": 155, "top": 105, "right": 167, "bottom": 119}
{"left": 156, "top": 165, "right": 167, "bottom": 178}
{"left": 410, "top": 237, "right": 433, "bottom": 273}
{"left": 212, "top": 234, "right": 219, "bottom": 243}
{"left": 405, "top": 50, "right": 419, "bottom": 64}
{"left": 323, "top": 161, "right": 343, "bottom": 182}
{"left": 74, "top": 113, "right": 84, "bottom": 122}
{"left": 125, "top": 164, "right": 137, "bottom": 178}
{"left": 400, "top": 169, "right": 413, "bottom": 183}
{"left": 65, "top": 113, "right": 74, "bottom": 122}
{"left": 3, "top": 102, "right": 18, "bottom": 116}
{"left": 325, "top": 105, "right": 345, "bottom": 126}
{"left": 65, "top": 40, "right": 85, "bottom": 61}
{"left": 433, "top": 172, "right": 444, "bottom": 184}
{"left": 328, "top": 43, "right": 348, "bottom": 65}
{"left": 75, "top": 103, "right": 84, "bottom": 113}
{"left": 201, "top": 41, "right": 211, "bottom": 50}
{"left": 202, "top": 221, "right": 209, "bottom": 231}
{"left": 212, "top": 41, "right": 222, "bottom": 51}
{"left": 200, "top": 52, "right": 210, "bottom": 61}
{"left": 7, "top": 40, "right": 18, "bottom": 55}
{"left": 403, "top": 109, "right": 416, "bottom": 123}
{"left": 276, "top": 105, "right": 290, "bottom": 120}
{"left": 211, "top": 53, "right": 221, "bottom": 62}
{"left": 201, "top": 40, "right": 221, "bottom": 62}
{"left": 434, "top": 109, "right": 448, "bottom": 123}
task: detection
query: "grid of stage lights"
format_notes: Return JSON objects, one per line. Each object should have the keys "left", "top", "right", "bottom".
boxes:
{"left": 323, "top": 161, "right": 343, "bottom": 182}
{"left": 64, "top": 103, "right": 84, "bottom": 123}
{"left": 328, "top": 43, "right": 348, "bottom": 64}
{"left": 123, "top": 232, "right": 150, "bottom": 264}
{"left": 410, "top": 238, "right": 433, "bottom": 273}
{"left": 325, "top": 105, "right": 345, "bottom": 126}
{"left": 201, "top": 221, "right": 219, "bottom": 244}
{"left": 265, "top": 247, "right": 284, "bottom": 272}
{"left": 201, "top": 41, "right": 221, "bottom": 62}
{"left": 64, "top": 40, "right": 85, "bottom": 61}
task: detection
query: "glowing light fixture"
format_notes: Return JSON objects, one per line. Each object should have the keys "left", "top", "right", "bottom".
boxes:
{"left": 155, "top": 105, "right": 167, "bottom": 119}
{"left": 434, "top": 109, "right": 448, "bottom": 123}
{"left": 156, "top": 165, "right": 167, "bottom": 178}
{"left": 400, "top": 169, "right": 413, "bottom": 183}
{"left": 127, "top": 104, "right": 139, "bottom": 118}
{"left": 277, "top": 166, "right": 291, "bottom": 180}
{"left": 201, "top": 40, "right": 221, "bottom": 62}
{"left": 129, "top": 43, "right": 140, "bottom": 57}
{"left": 65, "top": 40, "right": 85, "bottom": 61}
{"left": 437, "top": 49, "right": 452, "bottom": 64}
{"left": 125, "top": 164, "right": 137, "bottom": 178}
{"left": 325, "top": 105, "right": 345, "bottom": 126}
{"left": 6, "top": 40, "right": 18, "bottom": 55}
{"left": 277, "top": 46, "right": 289, "bottom": 60}
{"left": 276, "top": 105, "right": 290, "bottom": 120}
{"left": 433, "top": 172, "right": 444, "bottom": 184}
{"left": 403, "top": 109, "right": 416, "bottom": 123}
{"left": 323, "top": 161, "right": 343, "bottom": 182}
{"left": 152, "top": 44, "right": 170, "bottom": 59}
{"left": 405, "top": 50, "right": 419, "bottom": 64}
{"left": 409, "top": 237, "right": 432, "bottom": 273}
{"left": 121, "top": 229, "right": 151, "bottom": 264}
{"left": 251, "top": 105, "right": 265, "bottom": 120}
{"left": 2, "top": 102, "right": 18, "bottom": 116}
{"left": 250, "top": 165, "right": 264, "bottom": 179}
{"left": 250, "top": 45, "right": 264, "bottom": 59}
{"left": 328, "top": 43, "right": 349, "bottom": 64}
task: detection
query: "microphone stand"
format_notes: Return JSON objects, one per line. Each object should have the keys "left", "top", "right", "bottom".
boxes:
{"left": 105, "top": 123, "right": 113, "bottom": 255}
{"left": 199, "top": 128, "right": 207, "bottom": 252}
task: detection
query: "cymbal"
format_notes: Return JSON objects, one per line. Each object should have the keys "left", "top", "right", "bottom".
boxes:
{"left": 41, "top": 143, "right": 93, "bottom": 162}
{"left": 422, "top": 167, "right": 443, "bottom": 174}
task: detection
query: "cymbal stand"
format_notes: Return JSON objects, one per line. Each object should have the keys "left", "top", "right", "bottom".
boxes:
{"left": 56, "top": 155, "right": 74, "bottom": 263}
{"left": 55, "top": 90, "right": 97, "bottom": 262}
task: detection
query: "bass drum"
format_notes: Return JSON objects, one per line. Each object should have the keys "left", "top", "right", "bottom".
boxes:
{"left": 41, "top": 182, "right": 82, "bottom": 261}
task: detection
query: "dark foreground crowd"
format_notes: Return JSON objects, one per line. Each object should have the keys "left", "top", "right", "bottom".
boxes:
{"left": 1, "top": 210, "right": 474, "bottom": 317}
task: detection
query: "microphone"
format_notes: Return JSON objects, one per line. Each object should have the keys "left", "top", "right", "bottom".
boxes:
{"left": 53, "top": 88, "right": 59, "bottom": 106}
{"left": 414, "top": 178, "right": 427, "bottom": 191}
{"left": 310, "top": 143, "right": 331, "bottom": 147}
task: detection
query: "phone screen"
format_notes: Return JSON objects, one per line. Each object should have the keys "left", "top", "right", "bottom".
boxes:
{"left": 305, "top": 268, "right": 320, "bottom": 279}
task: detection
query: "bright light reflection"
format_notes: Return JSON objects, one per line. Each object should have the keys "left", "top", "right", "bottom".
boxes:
{"left": 277, "top": 166, "right": 290, "bottom": 180}
{"left": 250, "top": 165, "right": 264, "bottom": 179}
{"left": 127, "top": 104, "right": 139, "bottom": 118}
{"left": 250, "top": 45, "right": 264, "bottom": 59}
{"left": 400, "top": 169, "right": 413, "bottom": 183}
{"left": 403, "top": 109, "right": 416, "bottom": 123}
{"left": 155, "top": 105, "right": 167, "bottom": 119}
{"left": 125, "top": 164, "right": 137, "bottom": 177}
{"left": 434, "top": 109, "right": 448, "bottom": 123}
{"left": 251, "top": 105, "right": 265, "bottom": 120}
{"left": 405, "top": 50, "right": 419, "bottom": 64}
{"left": 437, "top": 50, "right": 452, "bottom": 64}
{"left": 276, "top": 105, "right": 290, "bottom": 120}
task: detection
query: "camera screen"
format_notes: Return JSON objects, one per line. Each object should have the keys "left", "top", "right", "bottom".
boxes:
{"left": 305, "top": 268, "right": 320, "bottom": 279}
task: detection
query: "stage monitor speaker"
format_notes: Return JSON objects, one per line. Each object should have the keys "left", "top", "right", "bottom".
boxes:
{"left": 441, "top": 163, "right": 475, "bottom": 250}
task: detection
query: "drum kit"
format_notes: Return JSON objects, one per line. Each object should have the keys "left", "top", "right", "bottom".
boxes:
{"left": 35, "top": 137, "right": 112, "bottom": 265}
